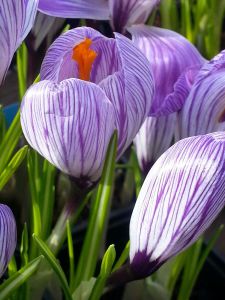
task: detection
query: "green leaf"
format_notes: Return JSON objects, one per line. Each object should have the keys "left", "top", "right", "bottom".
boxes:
{"left": 72, "top": 278, "right": 96, "bottom": 300}
{"left": 33, "top": 234, "right": 73, "bottom": 300}
{"left": 0, "top": 106, "right": 6, "bottom": 142}
{"left": 74, "top": 132, "right": 117, "bottom": 288}
{"left": 17, "top": 43, "right": 28, "bottom": 100}
{"left": 0, "top": 146, "right": 28, "bottom": 190}
{"left": 112, "top": 241, "right": 130, "bottom": 272}
{"left": 0, "top": 256, "right": 43, "bottom": 300}
{"left": 89, "top": 245, "right": 116, "bottom": 300}
{"left": 100, "top": 245, "right": 116, "bottom": 278}
{"left": 20, "top": 223, "right": 29, "bottom": 267}
{"left": 0, "top": 111, "right": 22, "bottom": 175}
{"left": 67, "top": 220, "right": 75, "bottom": 290}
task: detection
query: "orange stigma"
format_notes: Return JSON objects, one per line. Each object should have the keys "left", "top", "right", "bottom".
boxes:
{"left": 72, "top": 38, "right": 97, "bottom": 81}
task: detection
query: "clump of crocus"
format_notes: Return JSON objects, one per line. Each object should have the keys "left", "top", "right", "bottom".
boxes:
{"left": 0, "top": 0, "right": 38, "bottom": 84}
{"left": 128, "top": 132, "right": 225, "bottom": 279}
{"left": 130, "top": 25, "right": 205, "bottom": 174}
{"left": 21, "top": 27, "right": 154, "bottom": 188}
{"left": 0, "top": 204, "right": 17, "bottom": 278}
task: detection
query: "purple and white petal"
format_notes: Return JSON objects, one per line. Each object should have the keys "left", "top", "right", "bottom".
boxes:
{"left": 134, "top": 114, "right": 176, "bottom": 175}
{"left": 40, "top": 27, "right": 121, "bottom": 83}
{"left": 109, "top": 0, "right": 160, "bottom": 33}
{"left": 38, "top": 0, "right": 109, "bottom": 20}
{"left": 100, "top": 33, "right": 154, "bottom": 156}
{"left": 0, "top": 0, "right": 38, "bottom": 84}
{"left": 127, "top": 25, "right": 206, "bottom": 117}
{"left": 21, "top": 79, "right": 116, "bottom": 186}
{"left": 130, "top": 132, "right": 225, "bottom": 278}
{"left": 161, "top": 66, "right": 201, "bottom": 115}
{"left": 0, "top": 204, "right": 17, "bottom": 278}
{"left": 177, "top": 51, "right": 225, "bottom": 140}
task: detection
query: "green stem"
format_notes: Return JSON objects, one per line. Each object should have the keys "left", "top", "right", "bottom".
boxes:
{"left": 74, "top": 132, "right": 117, "bottom": 289}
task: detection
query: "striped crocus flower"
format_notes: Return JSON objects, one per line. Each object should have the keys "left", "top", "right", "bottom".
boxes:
{"left": 129, "top": 132, "right": 225, "bottom": 278}
{"left": 177, "top": 50, "right": 225, "bottom": 140}
{"left": 21, "top": 27, "right": 153, "bottom": 187}
{"left": 0, "top": 0, "right": 38, "bottom": 84}
{"left": 0, "top": 204, "right": 17, "bottom": 278}
{"left": 130, "top": 25, "right": 205, "bottom": 173}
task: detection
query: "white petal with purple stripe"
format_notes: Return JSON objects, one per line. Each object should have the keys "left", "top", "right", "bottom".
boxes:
{"left": 0, "top": 0, "right": 38, "bottom": 84}
{"left": 21, "top": 79, "right": 116, "bottom": 185}
{"left": 130, "top": 132, "right": 225, "bottom": 277}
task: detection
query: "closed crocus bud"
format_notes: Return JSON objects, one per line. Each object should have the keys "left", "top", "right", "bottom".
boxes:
{"left": 177, "top": 50, "right": 225, "bottom": 140}
{"left": 130, "top": 132, "right": 225, "bottom": 279}
{"left": 0, "top": 0, "right": 38, "bottom": 84}
{"left": 0, "top": 204, "right": 17, "bottom": 278}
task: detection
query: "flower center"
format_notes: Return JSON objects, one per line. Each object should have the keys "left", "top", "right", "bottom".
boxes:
{"left": 72, "top": 38, "right": 97, "bottom": 81}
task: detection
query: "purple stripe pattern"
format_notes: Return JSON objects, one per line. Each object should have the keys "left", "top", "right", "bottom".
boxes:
{"left": 0, "top": 204, "right": 17, "bottom": 278}
{"left": 130, "top": 132, "right": 225, "bottom": 278}
{"left": 109, "top": 0, "right": 160, "bottom": 33}
{"left": 0, "top": 0, "right": 38, "bottom": 84}
{"left": 134, "top": 114, "right": 176, "bottom": 175}
{"left": 177, "top": 50, "right": 225, "bottom": 140}
{"left": 21, "top": 79, "right": 116, "bottom": 187}
{"left": 128, "top": 25, "right": 206, "bottom": 117}
{"left": 40, "top": 27, "right": 154, "bottom": 158}
{"left": 38, "top": 0, "right": 109, "bottom": 20}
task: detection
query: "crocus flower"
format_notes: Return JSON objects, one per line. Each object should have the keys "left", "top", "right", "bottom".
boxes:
{"left": 0, "top": 0, "right": 38, "bottom": 84}
{"left": 0, "top": 204, "right": 17, "bottom": 278}
{"left": 21, "top": 27, "right": 153, "bottom": 187}
{"left": 177, "top": 50, "right": 225, "bottom": 140}
{"left": 130, "top": 132, "right": 225, "bottom": 278}
{"left": 130, "top": 25, "right": 205, "bottom": 173}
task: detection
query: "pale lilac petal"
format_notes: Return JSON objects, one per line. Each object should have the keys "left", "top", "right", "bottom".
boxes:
{"left": 109, "top": 0, "right": 160, "bottom": 33}
{"left": 128, "top": 25, "right": 206, "bottom": 116}
{"left": 21, "top": 79, "right": 116, "bottom": 186}
{"left": 100, "top": 33, "right": 154, "bottom": 156}
{"left": 134, "top": 114, "right": 176, "bottom": 175}
{"left": 0, "top": 0, "right": 38, "bottom": 84}
{"left": 40, "top": 27, "right": 121, "bottom": 84}
{"left": 130, "top": 132, "right": 225, "bottom": 277}
{"left": 177, "top": 51, "right": 225, "bottom": 140}
{"left": 38, "top": 0, "right": 109, "bottom": 20}
{"left": 161, "top": 66, "right": 201, "bottom": 115}
{"left": 0, "top": 204, "right": 17, "bottom": 278}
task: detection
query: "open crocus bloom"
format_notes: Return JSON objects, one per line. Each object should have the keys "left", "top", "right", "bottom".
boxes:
{"left": 130, "top": 132, "right": 225, "bottom": 278}
{"left": 0, "top": 0, "right": 38, "bottom": 84}
{"left": 177, "top": 50, "right": 225, "bottom": 140}
{"left": 21, "top": 27, "right": 153, "bottom": 187}
{"left": 0, "top": 204, "right": 17, "bottom": 278}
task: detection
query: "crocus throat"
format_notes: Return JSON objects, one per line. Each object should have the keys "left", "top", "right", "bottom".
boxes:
{"left": 72, "top": 38, "right": 97, "bottom": 81}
